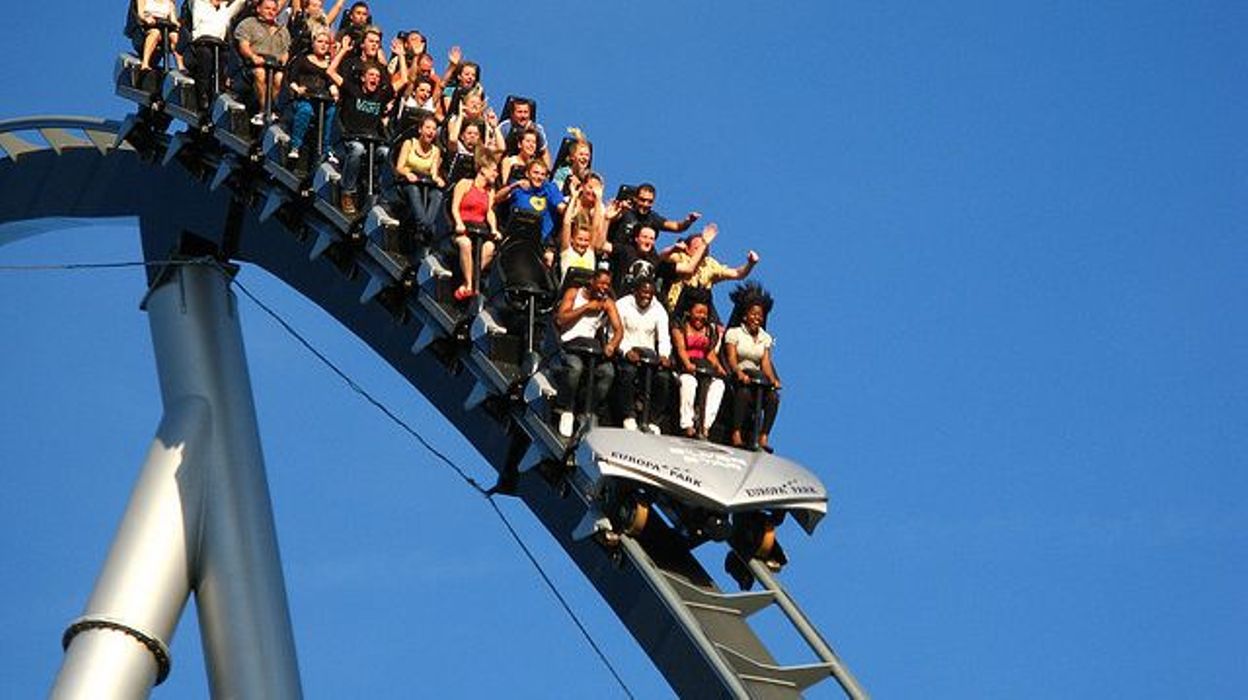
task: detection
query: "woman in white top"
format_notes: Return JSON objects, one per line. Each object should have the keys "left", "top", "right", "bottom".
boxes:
{"left": 723, "top": 284, "right": 782, "bottom": 451}
{"left": 136, "top": 0, "right": 184, "bottom": 71}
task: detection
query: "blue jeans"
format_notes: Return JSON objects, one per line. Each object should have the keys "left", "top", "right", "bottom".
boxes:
{"left": 403, "top": 182, "right": 444, "bottom": 232}
{"left": 288, "top": 99, "right": 336, "bottom": 154}
{"left": 557, "top": 349, "right": 615, "bottom": 413}
{"left": 340, "top": 140, "right": 389, "bottom": 196}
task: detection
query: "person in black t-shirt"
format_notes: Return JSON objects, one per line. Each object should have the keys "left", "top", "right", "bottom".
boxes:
{"left": 328, "top": 42, "right": 393, "bottom": 215}
{"left": 338, "top": 26, "right": 407, "bottom": 91}
{"left": 285, "top": 28, "right": 338, "bottom": 161}
{"left": 608, "top": 225, "right": 710, "bottom": 307}
{"left": 606, "top": 182, "right": 701, "bottom": 251}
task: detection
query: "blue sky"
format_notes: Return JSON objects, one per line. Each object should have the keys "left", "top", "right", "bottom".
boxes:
{"left": 2, "top": 2, "right": 1246, "bottom": 697}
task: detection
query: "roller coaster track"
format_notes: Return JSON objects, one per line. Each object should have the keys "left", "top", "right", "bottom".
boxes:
{"left": 0, "top": 67, "right": 866, "bottom": 699}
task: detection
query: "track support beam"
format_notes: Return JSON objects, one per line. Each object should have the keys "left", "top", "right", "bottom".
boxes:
{"left": 52, "top": 261, "right": 303, "bottom": 699}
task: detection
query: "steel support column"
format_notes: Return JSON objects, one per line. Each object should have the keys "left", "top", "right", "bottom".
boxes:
{"left": 53, "top": 262, "right": 302, "bottom": 698}
{"left": 51, "top": 398, "right": 209, "bottom": 699}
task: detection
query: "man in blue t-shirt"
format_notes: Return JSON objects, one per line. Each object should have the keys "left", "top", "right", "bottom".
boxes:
{"left": 498, "top": 158, "right": 566, "bottom": 241}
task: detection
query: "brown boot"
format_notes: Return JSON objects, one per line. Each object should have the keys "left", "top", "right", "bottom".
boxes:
{"left": 340, "top": 192, "right": 357, "bottom": 215}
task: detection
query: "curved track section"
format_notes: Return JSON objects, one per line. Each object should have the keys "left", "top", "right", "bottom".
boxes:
{"left": 0, "top": 112, "right": 863, "bottom": 699}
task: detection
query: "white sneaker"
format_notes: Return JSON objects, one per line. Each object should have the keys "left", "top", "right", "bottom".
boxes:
{"left": 558, "top": 411, "right": 575, "bottom": 438}
{"left": 249, "top": 113, "right": 264, "bottom": 126}
{"left": 622, "top": 417, "right": 638, "bottom": 431}
{"left": 646, "top": 423, "right": 662, "bottom": 435}
{"left": 288, "top": 147, "right": 300, "bottom": 160}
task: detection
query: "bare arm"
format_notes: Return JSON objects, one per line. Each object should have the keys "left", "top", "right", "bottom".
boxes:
{"left": 671, "top": 326, "right": 693, "bottom": 372}
{"left": 603, "top": 300, "right": 623, "bottom": 357}
{"left": 591, "top": 202, "right": 608, "bottom": 252}
{"left": 323, "top": 0, "right": 346, "bottom": 24}
{"left": 724, "top": 339, "right": 746, "bottom": 382}
{"left": 662, "top": 211, "right": 702, "bottom": 232}
{"left": 237, "top": 38, "right": 263, "bottom": 66}
{"left": 486, "top": 193, "right": 500, "bottom": 237}
{"left": 395, "top": 139, "right": 415, "bottom": 180}
{"left": 555, "top": 287, "right": 595, "bottom": 331}
{"left": 441, "top": 46, "right": 462, "bottom": 85}
{"left": 446, "top": 115, "right": 461, "bottom": 148}
{"left": 500, "top": 155, "right": 517, "bottom": 186}
{"left": 761, "top": 347, "right": 781, "bottom": 389}
{"left": 717, "top": 250, "right": 759, "bottom": 282}
{"left": 707, "top": 331, "right": 727, "bottom": 376}
{"left": 559, "top": 196, "right": 577, "bottom": 251}
{"left": 671, "top": 222, "right": 717, "bottom": 274}
{"left": 494, "top": 177, "right": 526, "bottom": 206}
{"left": 430, "top": 149, "right": 445, "bottom": 188}
{"left": 325, "top": 43, "right": 349, "bottom": 85}
{"left": 388, "top": 39, "right": 408, "bottom": 91}
{"left": 450, "top": 180, "right": 469, "bottom": 233}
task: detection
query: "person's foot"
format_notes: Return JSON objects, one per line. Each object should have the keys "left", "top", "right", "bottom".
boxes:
{"left": 288, "top": 147, "right": 300, "bottom": 160}
{"left": 622, "top": 417, "right": 638, "bottom": 431}
{"left": 557, "top": 411, "right": 575, "bottom": 438}
{"left": 453, "top": 285, "right": 475, "bottom": 301}
{"left": 682, "top": 427, "right": 696, "bottom": 439}
{"left": 249, "top": 113, "right": 264, "bottom": 126}
{"left": 646, "top": 423, "right": 662, "bottom": 435}
{"left": 730, "top": 430, "right": 744, "bottom": 448}
{"left": 758, "top": 434, "right": 774, "bottom": 453}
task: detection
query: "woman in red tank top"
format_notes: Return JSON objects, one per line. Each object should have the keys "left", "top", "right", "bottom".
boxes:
{"left": 671, "top": 299, "right": 728, "bottom": 439}
{"left": 450, "top": 146, "right": 502, "bottom": 300}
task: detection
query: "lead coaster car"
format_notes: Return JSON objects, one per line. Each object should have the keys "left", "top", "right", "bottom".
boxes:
{"left": 574, "top": 428, "right": 827, "bottom": 578}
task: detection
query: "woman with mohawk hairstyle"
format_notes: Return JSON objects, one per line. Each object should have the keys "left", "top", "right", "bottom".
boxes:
{"left": 723, "top": 282, "right": 782, "bottom": 452}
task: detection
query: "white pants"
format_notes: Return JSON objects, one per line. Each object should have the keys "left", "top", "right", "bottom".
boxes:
{"left": 678, "top": 374, "right": 724, "bottom": 430}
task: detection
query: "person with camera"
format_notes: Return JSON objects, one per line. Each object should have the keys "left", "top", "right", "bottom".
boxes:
{"left": 606, "top": 183, "right": 701, "bottom": 251}
{"left": 613, "top": 277, "right": 674, "bottom": 434}
{"left": 553, "top": 269, "right": 623, "bottom": 438}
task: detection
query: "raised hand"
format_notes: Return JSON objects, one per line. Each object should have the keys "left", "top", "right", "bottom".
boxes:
{"left": 701, "top": 222, "right": 718, "bottom": 245}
